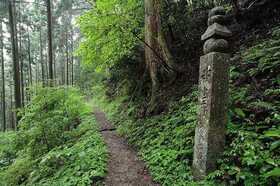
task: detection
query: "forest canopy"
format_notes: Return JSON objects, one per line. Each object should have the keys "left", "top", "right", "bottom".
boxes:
{"left": 77, "top": 0, "right": 144, "bottom": 71}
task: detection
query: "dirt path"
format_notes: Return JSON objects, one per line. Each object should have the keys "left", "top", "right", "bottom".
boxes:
{"left": 94, "top": 109, "right": 160, "bottom": 186}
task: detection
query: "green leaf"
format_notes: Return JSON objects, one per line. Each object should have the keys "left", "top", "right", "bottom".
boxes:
{"left": 234, "top": 108, "right": 246, "bottom": 118}
{"left": 264, "top": 168, "right": 280, "bottom": 178}
{"left": 264, "top": 130, "right": 280, "bottom": 138}
{"left": 270, "top": 140, "right": 280, "bottom": 150}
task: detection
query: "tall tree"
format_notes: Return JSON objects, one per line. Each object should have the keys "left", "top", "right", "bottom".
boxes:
{"left": 27, "top": 29, "right": 33, "bottom": 86}
{"left": 46, "top": 0, "right": 53, "bottom": 83}
{"left": 39, "top": 28, "right": 45, "bottom": 85}
{"left": 145, "top": 0, "right": 174, "bottom": 107}
{"left": 0, "top": 20, "right": 6, "bottom": 131}
{"left": 65, "top": 29, "right": 69, "bottom": 85}
{"left": 9, "top": 76, "right": 15, "bottom": 129}
{"left": 18, "top": 0, "right": 24, "bottom": 106}
{"left": 145, "top": 0, "right": 160, "bottom": 106}
{"left": 71, "top": 29, "right": 74, "bottom": 86}
{"left": 8, "top": 0, "right": 21, "bottom": 123}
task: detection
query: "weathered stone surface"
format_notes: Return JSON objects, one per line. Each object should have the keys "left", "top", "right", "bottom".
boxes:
{"left": 203, "top": 38, "right": 229, "bottom": 54}
{"left": 208, "top": 15, "right": 227, "bottom": 26}
{"left": 201, "top": 23, "right": 232, "bottom": 41}
{"left": 208, "top": 6, "right": 226, "bottom": 17}
{"left": 192, "top": 52, "right": 229, "bottom": 180}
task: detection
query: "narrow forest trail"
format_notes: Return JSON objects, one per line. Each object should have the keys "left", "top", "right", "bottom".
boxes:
{"left": 93, "top": 109, "right": 160, "bottom": 186}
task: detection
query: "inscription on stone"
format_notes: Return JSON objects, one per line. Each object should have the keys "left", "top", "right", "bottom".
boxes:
{"left": 192, "top": 6, "right": 232, "bottom": 180}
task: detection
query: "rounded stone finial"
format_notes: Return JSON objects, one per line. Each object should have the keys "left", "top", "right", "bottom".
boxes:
{"left": 202, "top": 6, "right": 232, "bottom": 55}
{"left": 208, "top": 6, "right": 226, "bottom": 18}
{"left": 203, "top": 38, "right": 229, "bottom": 54}
{"left": 201, "top": 23, "right": 232, "bottom": 41}
{"left": 208, "top": 15, "right": 227, "bottom": 26}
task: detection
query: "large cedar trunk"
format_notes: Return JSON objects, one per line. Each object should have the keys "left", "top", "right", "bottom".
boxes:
{"left": 145, "top": 0, "right": 160, "bottom": 108}
{"left": 144, "top": 0, "right": 175, "bottom": 111}
{"left": 8, "top": 0, "right": 21, "bottom": 124}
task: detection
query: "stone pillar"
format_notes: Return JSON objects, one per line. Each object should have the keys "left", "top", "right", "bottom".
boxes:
{"left": 192, "top": 7, "right": 232, "bottom": 180}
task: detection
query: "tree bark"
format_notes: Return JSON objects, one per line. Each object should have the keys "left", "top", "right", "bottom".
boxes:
{"left": 8, "top": 0, "right": 21, "bottom": 124}
{"left": 46, "top": 0, "right": 54, "bottom": 84}
{"left": 145, "top": 0, "right": 160, "bottom": 106}
{"left": 18, "top": 0, "right": 24, "bottom": 107}
{"left": 0, "top": 21, "right": 6, "bottom": 131}
{"left": 35, "top": 59, "right": 38, "bottom": 84}
{"left": 27, "top": 30, "right": 33, "bottom": 86}
{"left": 39, "top": 29, "right": 45, "bottom": 86}
{"left": 144, "top": 0, "right": 175, "bottom": 111}
{"left": 20, "top": 49, "right": 24, "bottom": 107}
{"left": 71, "top": 28, "right": 74, "bottom": 86}
{"left": 66, "top": 30, "right": 69, "bottom": 86}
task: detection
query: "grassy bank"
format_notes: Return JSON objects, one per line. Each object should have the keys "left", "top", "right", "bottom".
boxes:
{"left": 0, "top": 87, "right": 108, "bottom": 186}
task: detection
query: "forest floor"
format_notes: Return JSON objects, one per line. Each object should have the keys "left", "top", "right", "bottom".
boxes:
{"left": 93, "top": 109, "right": 160, "bottom": 186}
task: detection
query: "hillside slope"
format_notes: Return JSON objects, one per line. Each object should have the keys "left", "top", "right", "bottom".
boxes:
{"left": 92, "top": 25, "right": 280, "bottom": 185}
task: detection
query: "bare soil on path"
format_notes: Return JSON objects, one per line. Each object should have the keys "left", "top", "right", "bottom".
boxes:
{"left": 94, "top": 109, "right": 160, "bottom": 186}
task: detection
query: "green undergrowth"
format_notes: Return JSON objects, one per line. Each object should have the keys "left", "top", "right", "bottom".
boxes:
{"left": 0, "top": 87, "right": 108, "bottom": 186}
{"left": 92, "top": 26, "right": 280, "bottom": 186}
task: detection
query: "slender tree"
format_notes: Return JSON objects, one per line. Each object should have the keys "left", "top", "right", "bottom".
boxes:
{"left": 9, "top": 77, "right": 15, "bottom": 129}
{"left": 0, "top": 20, "right": 6, "bottom": 131}
{"left": 39, "top": 28, "right": 45, "bottom": 85}
{"left": 27, "top": 29, "right": 33, "bottom": 86}
{"left": 18, "top": 0, "right": 24, "bottom": 107}
{"left": 26, "top": 28, "right": 32, "bottom": 102}
{"left": 45, "top": 41, "right": 49, "bottom": 80}
{"left": 71, "top": 27, "right": 74, "bottom": 86}
{"left": 65, "top": 29, "right": 69, "bottom": 85}
{"left": 35, "top": 59, "right": 39, "bottom": 84}
{"left": 46, "top": 0, "right": 53, "bottom": 83}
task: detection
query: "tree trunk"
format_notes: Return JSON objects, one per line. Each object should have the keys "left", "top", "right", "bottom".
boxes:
{"left": 61, "top": 46, "right": 65, "bottom": 85}
{"left": 20, "top": 52, "right": 24, "bottom": 107}
{"left": 52, "top": 15, "right": 58, "bottom": 82}
{"left": 9, "top": 81, "right": 15, "bottom": 130}
{"left": 0, "top": 21, "right": 6, "bottom": 131}
{"left": 27, "top": 31, "right": 33, "bottom": 86}
{"left": 35, "top": 59, "right": 38, "bottom": 84}
{"left": 71, "top": 28, "right": 74, "bottom": 86}
{"left": 46, "top": 0, "right": 54, "bottom": 84}
{"left": 18, "top": 0, "right": 24, "bottom": 107}
{"left": 53, "top": 52, "right": 56, "bottom": 82}
{"left": 39, "top": 29, "right": 45, "bottom": 86}
{"left": 145, "top": 0, "right": 161, "bottom": 107}
{"left": 71, "top": 56, "right": 74, "bottom": 86}
{"left": 66, "top": 30, "right": 69, "bottom": 86}
{"left": 45, "top": 48, "right": 49, "bottom": 80}
{"left": 145, "top": 0, "right": 176, "bottom": 112}
{"left": 8, "top": 0, "right": 21, "bottom": 124}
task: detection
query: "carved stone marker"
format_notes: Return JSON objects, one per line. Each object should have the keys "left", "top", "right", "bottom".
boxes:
{"left": 192, "top": 6, "right": 232, "bottom": 180}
